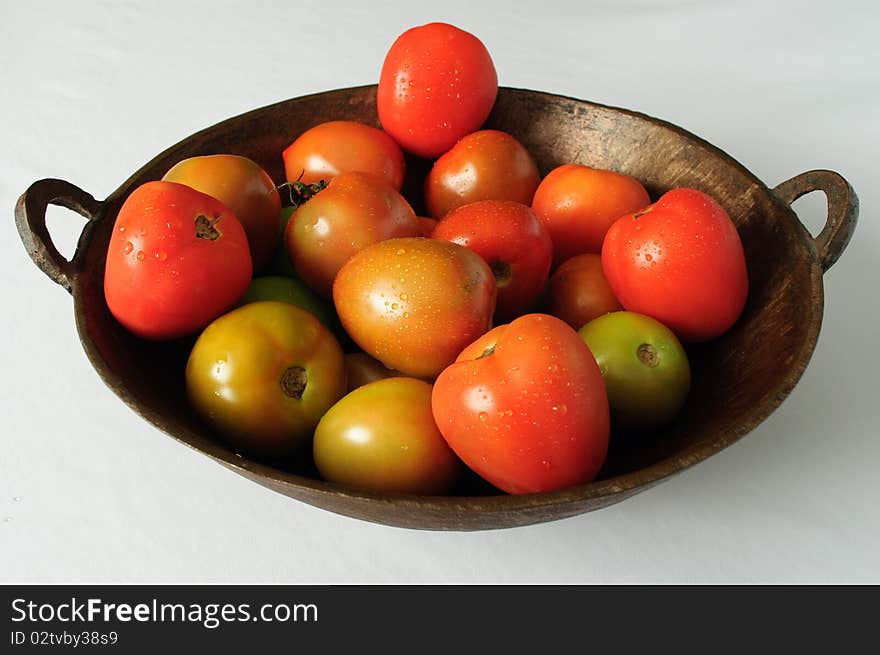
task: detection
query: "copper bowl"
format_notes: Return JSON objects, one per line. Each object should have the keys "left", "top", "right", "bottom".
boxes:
{"left": 15, "top": 85, "right": 858, "bottom": 530}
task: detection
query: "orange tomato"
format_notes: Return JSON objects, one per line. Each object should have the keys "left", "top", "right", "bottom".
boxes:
{"left": 547, "top": 254, "right": 622, "bottom": 330}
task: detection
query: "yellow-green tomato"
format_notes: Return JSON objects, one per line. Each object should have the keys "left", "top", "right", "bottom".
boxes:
{"left": 239, "top": 275, "right": 336, "bottom": 332}
{"left": 186, "top": 301, "right": 346, "bottom": 458}
{"left": 578, "top": 311, "right": 690, "bottom": 430}
{"left": 313, "top": 378, "right": 460, "bottom": 495}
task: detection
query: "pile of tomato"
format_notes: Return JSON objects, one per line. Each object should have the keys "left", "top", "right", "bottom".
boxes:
{"left": 103, "top": 23, "right": 749, "bottom": 496}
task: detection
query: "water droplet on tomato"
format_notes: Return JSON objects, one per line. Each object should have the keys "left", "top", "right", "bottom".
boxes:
{"left": 478, "top": 412, "right": 488, "bottom": 421}
{"left": 136, "top": 251, "right": 145, "bottom": 261}
{"left": 123, "top": 241, "right": 133, "bottom": 254}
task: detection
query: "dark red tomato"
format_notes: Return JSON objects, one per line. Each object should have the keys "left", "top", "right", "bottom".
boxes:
{"left": 162, "top": 154, "right": 281, "bottom": 272}
{"left": 432, "top": 200, "right": 552, "bottom": 321}
{"left": 377, "top": 23, "right": 498, "bottom": 158}
{"left": 104, "top": 181, "right": 252, "bottom": 340}
{"left": 432, "top": 313, "right": 610, "bottom": 494}
{"left": 548, "top": 253, "right": 622, "bottom": 330}
{"left": 282, "top": 120, "right": 406, "bottom": 190}
{"left": 284, "top": 172, "right": 422, "bottom": 297}
{"left": 531, "top": 164, "right": 650, "bottom": 267}
{"left": 424, "top": 130, "right": 541, "bottom": 219}
{"left": 601, "top": 188, "right": 749, "bottom": 342}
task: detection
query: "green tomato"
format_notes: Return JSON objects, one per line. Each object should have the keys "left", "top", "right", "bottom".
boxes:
{"left": 578, "top": 311, "right": 690, "bottom": 430}
{"left": 239, "top": 275, "right": 336, "bottom": 333}
{"left": 186, "top": 301, "right": 346, "bottom": 459}
{"left": 313, "top": 378, "right": 460, "bottom": 495}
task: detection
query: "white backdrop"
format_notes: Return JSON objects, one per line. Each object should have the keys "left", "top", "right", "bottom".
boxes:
{"left": 2, "top": 0, "right": 877, "bottom": 583}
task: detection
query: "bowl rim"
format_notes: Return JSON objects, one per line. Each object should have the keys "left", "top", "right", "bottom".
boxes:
{"left": 72, "top": 84, "right": 825, "bottom": 516}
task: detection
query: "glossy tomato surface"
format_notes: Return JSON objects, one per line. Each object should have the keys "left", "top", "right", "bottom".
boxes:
{"left": 432, "top": 313, "right": 610, "bottom": 494}
{"left": 432, "top": 200, "right": 552, "bottom": 321}
{"left": 531, "top": 164, "right": 650, "bottom": 266}
{"left": 282, "top": 120, "right": 405, "bottom": 190}
{"left": 104, "top": 181, "right": 252, "bottom": 340}
{"left": 313, "top": 378, "right": 460, "bottom": 495}
{"left": 377, "top": 22, "right": 497, "bottom": 158}
{"left": 333, "top": 237, "right": 496, "bottom": 379}
{"left": 547, "top": 253, "right": 622, "bottom": 330}
{"left": 424, "top": 130, "right": 541, "bottom": 219}
{"left": 601, "top": 188, "right": 749, "bottom": 341}
{"left": 578, "top": 311, "right": 690, "bottom": 429}
{"left": 162, "top": 154, "right": 281, "bottom": 271}
{"left": 186, "top": 301, "right": 345, "bottom": 458}
{"left": 285, "top": 172, "right": 421, "bottom": 297}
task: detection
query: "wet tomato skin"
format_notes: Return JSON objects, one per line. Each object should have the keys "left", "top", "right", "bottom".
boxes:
{"left": 313, "top": 377, "right": 460, "bottom": 495}
{"left": 162, "top": 154, "right": 281, "bottom": 271}
{"left": 285, "top": 172, "right": 422, "bottom": 298}
{"left": 333, "top": 237, "right": 496, "bottom": 379}
{"left": 547, "top": 253, "right": 622, "bottom": 330}
{"left": 601, "top": 187, "right": 749, "bottom": 341}
{"left": 282, "top": 120, "right": 406, "bottom": 190}
{"left": 185, "top": 301, "right": 346, "bottom": 459}
{"left": 377, "top": 22, "right": 498, "bottom": 158}
{"left": 432, "top": 200, "right": 552, "bottom": 322}
{"left": 424, "top": 130, "right": 541, "bottom": 219}
{"left": 578, "top": 311, "right": 690, "bottom": 429}
{"left": 104, "top": 180, "right": 252, "bottom": 340}
{"left": 432, "top": 313, "right": 610, "bottom": 494}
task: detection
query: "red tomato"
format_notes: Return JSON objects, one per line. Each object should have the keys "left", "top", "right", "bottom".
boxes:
{"left": 531, "top": 164, "right": 650, "bottom": 267}
{"left": 424, "top": 130, "right": 541, "bottom": 219}
{"left": 282, "top": 120, "right": 406, "bottom": 190}
{"left": 284, "top": 172, "right": 422, "bottom": 297}
{"left": 432, "top": 200, "right": 552, "bottom": 321}
{"left": 377, "top": 23, "right": 498, "bottom": 158}
{"left": 601, "top": 188, "right": 749, "bottom": 342}
{"left": 104, "top": 181, "right": 252, "bottom": 340}
{"left": 432, "top": 313, "right": 610, "bottom": 494}
{"left": 162, "top": 154, "right": 281, "bottom": 272}
{"left": 548, "top": 253, "right": 622, "bottom": 330}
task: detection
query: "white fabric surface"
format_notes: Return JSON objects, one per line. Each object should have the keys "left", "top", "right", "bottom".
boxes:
{"left": 1, "top": 0, "right": 877, "bottom": 583}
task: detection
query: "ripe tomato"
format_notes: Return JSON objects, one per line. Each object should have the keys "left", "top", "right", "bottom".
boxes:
{"left": 162, "top": 154, "right": 281, "bottom": 271}
{"left": 432, "top": 314, "right": 610, "bottom": 494}
{"left": 284, "top": 172, "right": 422, "bottom": 297}
{"left": 578, "top": 311, "right": 690, "bottom": 430}
{"left": 377, "top": 22, "right": 498, "bottom": 158}
{"left": 313, "top": 378, "right": 460, "bottom": 495}
{"left": 333, "top": 237, "right": 496, "bottom": 379}
{"left": 282, "top": 120, "right": 406, "bottom": 190}
{"left": 186, "top": 301, "right": 346, "bottom": 459}
{"left": 531, "top": 164, "right": 650, "bottom": 266}
{"left": 432, "top": 200, "right": 552, "bottom": 322}
{"left": 424, "top": 130, "right": 541, "bottom": 219}
{"left": 601, "top": 188, "right": 749, "bottom": 341}
{"left": 104, "top": 181, "right": 252, "bottom": 340}
{"left": 547, "top": 253, "right": 622, "bottom": 330}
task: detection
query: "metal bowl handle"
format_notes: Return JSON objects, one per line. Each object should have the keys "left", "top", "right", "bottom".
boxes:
{"left": 773, "top": 170, "right": 858, "bottom": 273}
{"left": 15, "top": 179, "right": 104, "bottom": 293}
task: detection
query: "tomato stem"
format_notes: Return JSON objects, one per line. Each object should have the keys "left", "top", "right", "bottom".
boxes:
{"left": 195, "top": 213, "right": 222, "bottom": 240}
{"left": 280, "top": 366, "right": 308, "bottom": 399}
{"left": 277, "top": 172, "right": 328, "bottom": 209}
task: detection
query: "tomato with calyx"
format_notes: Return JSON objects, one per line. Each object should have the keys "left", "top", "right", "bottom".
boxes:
{"left": 162, "top": 154, "right": 281, "bottom": 271}
{"left": 377, "top": 22, "right": 498, "bottom": 158}
{"left": 282, "top": 120, "right": 405, "bottom": 190}
{"left": 284, "top": 172, "right": 422, "bottom": 298}
{"left": 424, "top": 130, "right": 541, "bottom": 219}
{"left": 104, "top": 181, "right": 252, "bottom": 340}
{"left": 432, "top": 313, "right": 610, "bottom": 494}
{"left": 601, "top": 187, "right": 749, "bottom": 342}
